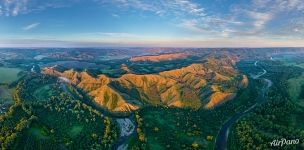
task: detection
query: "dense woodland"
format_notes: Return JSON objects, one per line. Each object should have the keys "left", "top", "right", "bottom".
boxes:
{"left": 0, "top": 75, "right": 119, "bottom": 150}
{"left": 228, "top": 60, "right": 304, "bottom": 149}
{"left": 300, "top": 84, "right": 304, "bottom": 100}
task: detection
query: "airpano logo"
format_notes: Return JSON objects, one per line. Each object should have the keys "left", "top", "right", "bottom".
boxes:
{"left": 270, "top": 138, "right": 300, "bottom": 147}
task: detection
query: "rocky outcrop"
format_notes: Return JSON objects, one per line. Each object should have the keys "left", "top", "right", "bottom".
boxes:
{"left": 239, "top": 75, "right": 249, "bottom": 88}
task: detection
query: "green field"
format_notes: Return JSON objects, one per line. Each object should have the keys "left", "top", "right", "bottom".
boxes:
{"left": 0, "top": 67, "right": 22, "bottom": 84}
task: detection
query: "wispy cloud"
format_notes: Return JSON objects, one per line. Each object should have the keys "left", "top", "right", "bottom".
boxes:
{"left": 23, "top": 23, "right": 40, "bottom": 31}
{"left": 248, "top": 11, "right": 273, "bottom": 31}
{"left": 0, "top": 5, "right": 3, "bottom": 15}
{"left": 104, "top": 0, "right": 247, "bottom": 37}
{"left": 111, "top": 13, "right": 120, "bottom": 18}
{"left": 178, "top": 19, "right": 206, "bottom": 33}
{"left": 253, "top": 0, "right": 304, "bottom": 12}
{"left": 0, "top": 0, "right": 70, "bottom": 16}
{"left": 1, "top": 0, "right": 28, "bottom": 16}
{"left": 105, "top": 0, "right": 206, "bottom": 17}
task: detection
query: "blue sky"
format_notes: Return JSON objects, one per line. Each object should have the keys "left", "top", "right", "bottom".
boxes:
{"left": 0, "top": 0, "right": 304, "bottom": 47}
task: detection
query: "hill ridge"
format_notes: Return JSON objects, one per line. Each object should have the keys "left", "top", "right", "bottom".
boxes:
{"left": 43, "top": 56, "right": 247, "bottom": 112}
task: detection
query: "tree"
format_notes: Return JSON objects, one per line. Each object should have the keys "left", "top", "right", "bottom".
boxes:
{"left": 191, "top": 142, "right": 199, "bottom": 149}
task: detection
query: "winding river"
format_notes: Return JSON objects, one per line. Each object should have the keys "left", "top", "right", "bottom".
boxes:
{"left": 215, "top": 60, "right": 273, "bottom": 150}
{"left": 112, "top": 117, "right": 136, "bottom": 150}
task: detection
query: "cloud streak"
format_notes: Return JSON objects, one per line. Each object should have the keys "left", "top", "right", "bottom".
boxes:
{"left": 22, "top": 23, "right": 40, "bottom": 31}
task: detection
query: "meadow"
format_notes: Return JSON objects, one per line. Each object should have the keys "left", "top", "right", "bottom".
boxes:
{"left": 0, "top": 67, "right": 22, "bottom": 84}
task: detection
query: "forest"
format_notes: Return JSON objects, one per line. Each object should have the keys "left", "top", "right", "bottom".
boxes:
{"left": 0, "top": 74, "right": 119, "bottom": 149}
{"left": 228, "top": 60, "right": 304, "bottom": 149}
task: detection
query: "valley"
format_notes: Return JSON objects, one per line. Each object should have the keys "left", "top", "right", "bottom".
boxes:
{"left": 0, "top": 48, "right": 303, "bottom": 150}
{"left": 1, "top": 0, "right": 304, "bottom": 149}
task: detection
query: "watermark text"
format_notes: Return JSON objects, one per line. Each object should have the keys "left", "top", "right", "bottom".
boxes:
{"left": 270, "top": 138, "right": 299, "bottom": 147}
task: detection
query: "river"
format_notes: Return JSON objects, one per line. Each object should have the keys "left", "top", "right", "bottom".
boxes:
{"left": 112, "top": 117, "right": 136, "bottom": 150}
{"left": 215, "top": 60, "right": 273, "bottom": 150}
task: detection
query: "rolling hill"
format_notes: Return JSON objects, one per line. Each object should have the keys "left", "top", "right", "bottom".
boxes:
{"left": 43, "top": 56, "right": 247, "bottom": 112}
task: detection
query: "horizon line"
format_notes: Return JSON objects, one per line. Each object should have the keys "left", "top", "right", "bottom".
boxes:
{"left": 0, "top": 46, "right": 304, "bottom": 49}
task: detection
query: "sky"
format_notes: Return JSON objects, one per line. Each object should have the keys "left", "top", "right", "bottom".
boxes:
{"left": 0, "top": 0, "right": 304, "bottom": 47}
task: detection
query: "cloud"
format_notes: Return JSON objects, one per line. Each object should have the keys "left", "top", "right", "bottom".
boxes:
{"left": 253, "top": 0, "right": 304, "bottom": 12}
{"left": 0, "top": 5, "right": 3, "bottom": 15}
{"left": 178, "top": 19, "right": 206, "bottom": 33}
{"left": 104, "top": 0, "right": 249, "bottom": 38}
{"left": 105, "top": 0, "right": 206, "bottom": 17}
{"left": 0, "top": 0, "right": 71, "bottom": 16}
{"left": 111, "top": 13, "right": 120, "bottom": 18}
{"left": 248, "top": 11, "right": 273, "bottom": 30}
{"left": 22, "top": 23, "right": 40, "bottom": 31}
{"left": 105, "top": 0, "right": 222, "bottom": 34}
{"left": 173, "top": 0, "right": 206, "bottom": 16}
{"left": 1, "top": 0, "right": 304, "bottom": 46}
{"left": 1, "top": 0, "right": 28, "bottom": 16}
{"left": 224, "top": 0, "right": 304, "bottom": 38}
